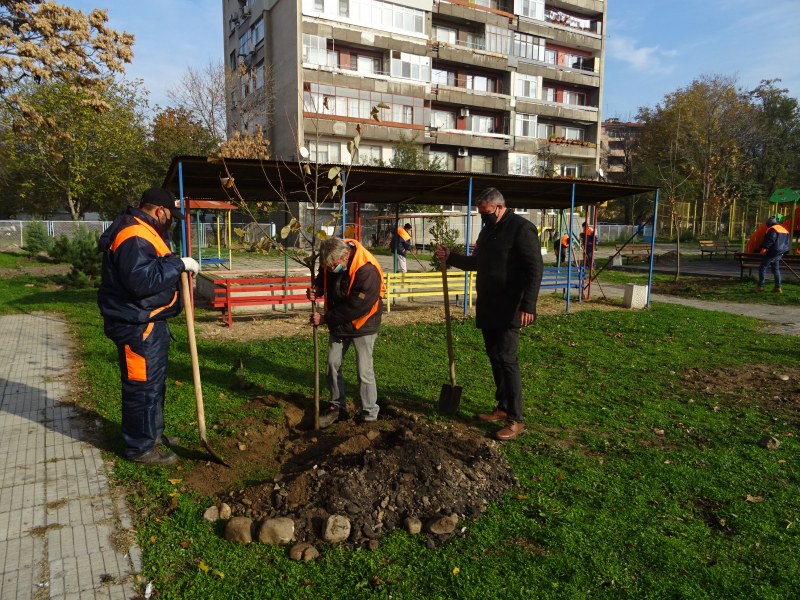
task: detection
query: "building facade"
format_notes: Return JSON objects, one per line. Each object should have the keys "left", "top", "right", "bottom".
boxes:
{"left": 223, "top": 0, "right": 606, "bottom": 181}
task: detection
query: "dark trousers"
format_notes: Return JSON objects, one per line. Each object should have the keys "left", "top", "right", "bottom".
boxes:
{"left": 481, "top": 327, "right": 523, "bottom": 423}
{"left": 758, "top": 253, "right": 784, "bottom": 288}
{"left": 104, "top": 319, "right": 170, "bottom": 459}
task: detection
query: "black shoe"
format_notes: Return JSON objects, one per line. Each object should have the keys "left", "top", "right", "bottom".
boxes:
{"left": 159, "top": 434, "right": 180, "bottom": 447}
{"left": 131, "top": 448, "right": 178, "bottom": 466}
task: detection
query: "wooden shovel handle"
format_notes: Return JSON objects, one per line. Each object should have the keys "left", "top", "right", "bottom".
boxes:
{"left": 180, "top": 272, "right": 208, "bottom": 440}
{"left": 440, "top": 258, "right": 456, "bottom": 387}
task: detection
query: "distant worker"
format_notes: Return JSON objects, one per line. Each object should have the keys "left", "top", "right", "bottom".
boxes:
{"left": 553, "top": 232, "right": 570, "bottom": 266}
{"left": 390, "top": 223, "right": 413, "bottom": 272}
{"left": 580, "top": 221, "right": 598, "bottom": 266}
{"left": 308, "top": 237, "right": 385, "bottom": 426}
{"left": 756, "top": 215, "right": 790, "bottom": 293}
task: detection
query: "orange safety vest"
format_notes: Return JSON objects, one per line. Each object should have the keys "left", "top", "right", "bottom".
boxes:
{"left": 397, "top": 226, "right": 411, "bottom": 242}
{"left": 325, "top": 239, "right": 386, "bottom": 330}
{"left": 561, "top": 234, "right": 570, "bottom": 247}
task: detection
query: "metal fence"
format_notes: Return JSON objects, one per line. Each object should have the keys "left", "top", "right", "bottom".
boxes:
{"left": 0, "top": 220, "right": 114, "bottom": 250}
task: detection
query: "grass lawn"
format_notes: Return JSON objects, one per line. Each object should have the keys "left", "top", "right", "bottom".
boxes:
{"left": 1, "top": 259, "right": 798, "bottom": 599}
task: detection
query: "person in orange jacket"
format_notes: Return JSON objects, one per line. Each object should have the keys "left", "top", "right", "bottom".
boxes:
{"left": 308, "top": 237, "right": 385, "bottom": 426}
{"left": 390, "top": 223, "right": 413, "bottom": 272}
{"left": 757, "top": 215, "right": 790, "bottom": 293}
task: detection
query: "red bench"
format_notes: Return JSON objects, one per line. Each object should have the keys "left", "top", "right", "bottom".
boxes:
{"left": 210, "top": 276, "right": 323, "bottom": 327}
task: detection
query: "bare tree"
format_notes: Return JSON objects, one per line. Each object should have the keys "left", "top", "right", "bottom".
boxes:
{"left": 167, "top": 61, "right": 227, "bottom": 145}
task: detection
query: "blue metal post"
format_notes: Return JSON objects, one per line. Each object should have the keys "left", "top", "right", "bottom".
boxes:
{"left": 464, "top": 178, "right": 474, "bottom": 316}
{"left": 340, "top": 172, "right": 346, "bottom": 237}
{"left": 178, "top": 161, "right": 187, "bottom": 256}
{"left": 566, "top": 184, "right": 576, "bottom": 313}
{"left": 647, "top": 189, "right": 660, "bottom": 307}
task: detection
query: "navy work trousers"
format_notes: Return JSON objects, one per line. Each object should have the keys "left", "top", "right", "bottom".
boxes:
{"left": 481, "top": 327, "right": 524, "bottom": 423}
{"left": 104, "top": 319, "right": 170, "bottom": 459}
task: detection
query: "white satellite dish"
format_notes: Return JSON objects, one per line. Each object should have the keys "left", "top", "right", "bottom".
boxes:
{"left": 299, "top": 147, "right": 309, "bottom": 159}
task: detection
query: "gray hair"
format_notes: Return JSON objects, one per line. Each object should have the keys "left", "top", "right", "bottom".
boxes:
{"left": 319, "top": 237, "right": 351, "bottom": 268}
{"left": 475, "top": 187, "right": 505, "bottom": 208}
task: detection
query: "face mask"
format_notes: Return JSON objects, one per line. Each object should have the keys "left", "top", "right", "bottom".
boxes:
{"left": 480, "top": 207, "right": 498, "bottom": 228}
{"left": 332, "top": 263, "right": 345, "bottom": 274}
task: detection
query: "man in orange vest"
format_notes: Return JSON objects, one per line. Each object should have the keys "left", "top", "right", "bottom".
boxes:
{"left": 309, "top": 237, "right": 385, "bottom": 426}
{"left": 580, "top": 221, "right": 598, "bottom": 266}
{"left": 98, "top": 188, "right": 200, "bottom": 466}
{"left": 390, "top": 223, "right": 413, "bottom": 272}
{"left": 757, "top": 215, "right": 790, "bottom": 293}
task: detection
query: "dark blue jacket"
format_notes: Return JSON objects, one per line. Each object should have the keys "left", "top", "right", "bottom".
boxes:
{"left": 97, "top": 208, "right": 185, "bottom": 324}
{"left": 760, "top": 224, "right": 790, "bottom": 257}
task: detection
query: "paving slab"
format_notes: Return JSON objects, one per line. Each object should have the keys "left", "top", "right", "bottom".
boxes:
{"left": 0, "top": 313, "right": 140, "bottom": 600}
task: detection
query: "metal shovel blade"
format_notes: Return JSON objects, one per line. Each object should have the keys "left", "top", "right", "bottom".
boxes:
{"left": 438, "top": 383, "right": 463, "bottom": 416}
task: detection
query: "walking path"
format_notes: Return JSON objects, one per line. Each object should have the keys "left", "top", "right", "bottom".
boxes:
{"left": 0, "top": 313, "right": 139, "bottom": 599}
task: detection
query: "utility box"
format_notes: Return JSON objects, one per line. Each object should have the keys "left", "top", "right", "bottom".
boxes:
{"left": 622, "top": 283, "right": 648, "bottom": 309}
{"left": 610, "top": 254, "right": 622, "bottom": 267}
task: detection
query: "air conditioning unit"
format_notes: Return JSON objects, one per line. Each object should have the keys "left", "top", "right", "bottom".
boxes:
{"left": 460, "top": 108, "right": 470, "bottom": 117}
{"left": 457, "top": 147, "right": 469, "bottom": 157}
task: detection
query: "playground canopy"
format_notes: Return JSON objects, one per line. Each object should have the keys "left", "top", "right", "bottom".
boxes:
{"left": 163, "top": 156, "right": 657, "bottom": 210}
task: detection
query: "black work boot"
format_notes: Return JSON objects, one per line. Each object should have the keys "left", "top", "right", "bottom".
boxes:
{"left": 132, "top": 448, "right": 178, "bottom": 466}
{"left": 159, "top": 434, "right": 180, "bottom": 447}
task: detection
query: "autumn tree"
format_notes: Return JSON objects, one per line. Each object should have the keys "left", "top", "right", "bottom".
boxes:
{"left": 637, "top": 75, "right": 759, "bottom": 235}
{"left": 0, "top": 1, "right": 134, "bottom": 136}
{"left": 0, "top": 78, "right": 149, "bottom": 218}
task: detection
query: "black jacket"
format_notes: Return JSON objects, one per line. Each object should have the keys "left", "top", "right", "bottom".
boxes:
{"left": 448, "top": 210, "right": 543, "bottom": 329}
{"left": 97, "top": 208, "right": 185, "bottom": 324}
{"left": 314, "top": 255, "right": 383, "bottom": 339}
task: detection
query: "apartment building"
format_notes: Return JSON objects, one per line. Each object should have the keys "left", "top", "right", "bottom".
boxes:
{"left": 600, "top": 118, "right": 640, "bottom": 184}
{"left": 223, "top": 0, "right": 606, "bottom": 181}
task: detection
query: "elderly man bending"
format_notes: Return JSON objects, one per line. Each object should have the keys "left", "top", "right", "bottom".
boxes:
{"left": 308, "top": 237, "right": 385, "bottom": 427}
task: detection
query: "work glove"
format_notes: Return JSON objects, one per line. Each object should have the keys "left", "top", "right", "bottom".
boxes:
{"left": 181, "top": 256, "right": 201, "bottom": 275}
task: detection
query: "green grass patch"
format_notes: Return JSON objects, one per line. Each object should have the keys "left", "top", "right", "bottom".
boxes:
{"left": 2, "top": 272, "right": 799, "bottom": 598}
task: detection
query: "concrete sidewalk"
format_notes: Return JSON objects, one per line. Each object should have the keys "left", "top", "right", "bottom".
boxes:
{"left": 0, "top": 313, "right": 140, "bottom": 600}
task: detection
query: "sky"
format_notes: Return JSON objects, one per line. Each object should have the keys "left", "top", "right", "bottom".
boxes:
{"left": 61, "top": 0, "right": 800, "bottom": 119}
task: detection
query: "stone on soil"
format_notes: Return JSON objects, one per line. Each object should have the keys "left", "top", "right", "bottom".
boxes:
{"left": 323, "top": 514, "right": 351, "bottom": 543}
{"left": 225, "top": 517, "right": 254, "bottom": 545}
{"left": 258, "top": 517, "right": 295, "bottom": 545}
{"left": 289, "top": 542, "right": 319, "bottom": 561}
{"left": 427, "top": 515, "right": 456, "bottom": 535}
{"left": 404, "top": 516, "right": 422, "bottom": 534}
{"left": 203, "top": 505, "right": 219, "bottom": 522}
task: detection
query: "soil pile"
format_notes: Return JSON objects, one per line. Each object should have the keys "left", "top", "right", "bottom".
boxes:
{"left": 190, "top": 399, "right": 517, "bottom": 547}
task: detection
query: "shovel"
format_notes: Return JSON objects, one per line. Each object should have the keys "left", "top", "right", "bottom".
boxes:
{"left": 181, "top": 272, "right": 229, "bottom": 466}
{"left": 437, "top": 256, "right": 463, "bottom": 415}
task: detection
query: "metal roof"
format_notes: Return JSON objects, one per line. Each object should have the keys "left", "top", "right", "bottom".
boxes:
{"left": 163, "top": 156, "right": 657, "bottom": 210}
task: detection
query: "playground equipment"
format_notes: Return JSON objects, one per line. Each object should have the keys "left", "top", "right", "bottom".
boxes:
{"left": 182, "top": 199, "right": 237, "bottom": 269}
{"left": 745, "top": 189, "right": 800, "bottom": 253}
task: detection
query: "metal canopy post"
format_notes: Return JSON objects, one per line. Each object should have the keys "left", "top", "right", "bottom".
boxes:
{"left": 464, "top": 178, "right": 474, "bottom": 316}
{"left": 178, "top": 161, "right": 187, "bottom": 256}
{"left": 393, "top": 203, "right": 400, "bottom": 273}
{"left": 646, "top": 189, "right": 660, "bottom": 307}
{"left": 566, "top": 183, "right": 576, "bottom": 313}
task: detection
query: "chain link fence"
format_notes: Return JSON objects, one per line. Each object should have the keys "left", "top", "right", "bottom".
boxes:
{"left": 0, "top": 220, "right": 114, "bottom": 251}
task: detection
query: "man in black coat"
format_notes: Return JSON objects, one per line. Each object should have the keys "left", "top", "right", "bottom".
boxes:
{"left": 437, "top": 187, "right": 543, "bottom": 440}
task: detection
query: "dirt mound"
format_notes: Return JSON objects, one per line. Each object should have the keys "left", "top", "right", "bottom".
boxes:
{"left": 184, "top": 396, "right": 517, "bottom": 548}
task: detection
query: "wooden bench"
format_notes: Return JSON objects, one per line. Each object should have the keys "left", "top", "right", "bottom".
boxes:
{"left": 210, "top": 276, "right": 323, "bottom": 327}
{"left": 735, "top": 252, "right": 800, "bottom": 279}
{"left": 699, "top": 240, "right": 733, "bottom": 259}
{"left": 541, "top": 266, "right": 586, "bottom": 296}
{"left": 615, "top": 243, "right": 651, "bottom": 263}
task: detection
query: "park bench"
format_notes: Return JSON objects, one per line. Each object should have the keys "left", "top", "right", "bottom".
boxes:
{"left": 210, "top": 276, "right": 323, "bottom": 327}
{"left": 615, "top": 243, "right": 651, "bottom": 263}
{"left": 698, "top": 240, "right": 733, "bottom": 259}
{"left": 540, "top": 266, "right": 586, "bottom": 296}
{"left": 735, "top": 252, "right": 800, "bottom": 279}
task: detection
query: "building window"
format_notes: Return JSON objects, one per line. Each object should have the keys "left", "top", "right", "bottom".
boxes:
{"left": 308, "top": 141, "right": 341, "bottom": 163}
{"left": 486, "top": 24, "right": 510, "bottom": 54}
{"left": 466, "top": 74, "right": 496, "bottom": 93}
{"left": 338, "top": 0, "right": 349, "bottom": 18}
{"left": 239, "top": 30, "right": 253, "bottom": 57}
{"left": 433, "top": 25, "right": 456, "bottom": 44}
{"left": 564, "top": 126, "right": 585, "bottom": 141}
{"left": 516, "top": 73, "right": 538, "bottom": 99}
{"left": 515, "top": 113, "right": 537, "bottom": 138}
{"left": 252, "top": 17, "right": 264, "bottom": 46}
{"left": 537, "top": 122, "right": 554, "bottom": 139}
{"left": 254, "top": 61, "right": 264, "bottom": 89}
{"left": 511, "top": 32, "right": 543, "bottom": 61}
{"left": 352, "top": 143, "right": 382, "bottom": 164}
{"left": 314, "top": 0, "right": 324, "bottom": 10}
{"left": 471, "top": 155, "right": 493, "bottom": 173}
{"left": 431, "top": 109, "right": 456, "bottom": 129}
{"left": 563, "top": 90, "right": 586, "bottom": 106}
{"left": 392, "top": 104, "right": 414, "bottom": 124}
{"left": 432, "top": 68, "right": 456, "bottom": 86}
{"left": 470, "top": 115, "right": 495, "bottom": 134}
{"left": 302, "top": 34, "right": 335, "bottom": 67}
{"left": 562, "top": 163, "right": 584, "bottom": 178}
{"left": 514, "top": 155, "right": 537, "bottom": 175}
{"left": 544, "top": 49, "right": 556, "bottom": 64}
{"left": 304, "top": 83, "right": 424, "bottom": 126}
{"left": 466, "top": 32, "right": 485, "bottom": 50}
{"left": 544, "top": 87, "right": 556, "bottom": 102}
{"left": 429, "top": 150, "right": 455, "bottom": 170}
{"left": 390, "top": 51, "right": 429, "bottom": 82}
{"left": 519, "top": 0, "right": 544, "bottom": 20}
{"left": 355, "top": 55, "right": 381, "bottom": 75}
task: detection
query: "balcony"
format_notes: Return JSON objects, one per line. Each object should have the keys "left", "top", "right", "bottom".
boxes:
{"left": 428, "top": 39, "right": 509, "bottom": 71}
{"left": 431, "top": 84, "right": 511, "bottom": 111}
